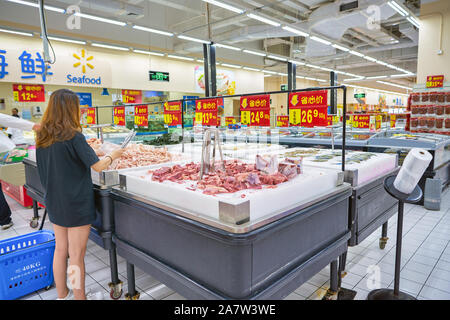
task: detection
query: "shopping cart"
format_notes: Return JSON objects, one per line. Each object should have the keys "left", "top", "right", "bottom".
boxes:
{"left": 0, "top": 230, "right": 55, "bottom": 300}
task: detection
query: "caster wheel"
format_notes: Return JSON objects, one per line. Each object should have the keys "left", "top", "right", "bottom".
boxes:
{"left": 30, "top": 219, "right": 39, "bottom": 228}
{"left": 321, "top": 289, "right": 338, "bottom": 301}
{"left": 379, "top": 237, "right": 388, "bottom": 250}
{"left": 125, "top": 292, "right": 140, "bottom": 300}
{"left": 108, "top": 281, "right": 123, "bottom": 300}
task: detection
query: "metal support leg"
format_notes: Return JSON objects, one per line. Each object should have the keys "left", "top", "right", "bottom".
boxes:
{"left": 125, "top": 262, "right": 140, "bottom": 300}
{"left": 323, "top": 260, "right": 339, "bottom": 300}
{"left": 29, "top": 200, "right": 40, "bottom": 228}
{"left": 339, "top": 252, "right": 348, "bottom": 278}
{"left": 380, "top": 222, "right": 389, "bottom": 249}
{"left": 108, "top": 246, "right": 123, "bottom": 300}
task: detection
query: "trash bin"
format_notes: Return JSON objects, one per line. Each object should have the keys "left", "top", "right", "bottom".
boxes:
{"left": 0, "top": 230, "right": 55, "bottom": 300}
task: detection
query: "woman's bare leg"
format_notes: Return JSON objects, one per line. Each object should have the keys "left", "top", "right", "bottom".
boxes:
{"left": 52, "top": 224, "right": 69, "bottom": 299}
{"left": 67, "top": 224, "right": 91, "bottom": 300}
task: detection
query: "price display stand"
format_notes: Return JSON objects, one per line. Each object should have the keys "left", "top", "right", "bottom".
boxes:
{"left": 368, "top": 175, "right": 422, "bottom": 300}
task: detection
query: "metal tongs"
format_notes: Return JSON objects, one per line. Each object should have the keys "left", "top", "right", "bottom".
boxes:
{"left": 121, "top": 130, "right": 136, "bottom": 149}
{"left": 199, "top": 128, "right": 225, "bottom": 180}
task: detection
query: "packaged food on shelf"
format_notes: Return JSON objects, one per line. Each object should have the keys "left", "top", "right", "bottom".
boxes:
{"left": 446, "top": 105, "right": 450, "bottom": 115}
{"left": 419, "top": 105, "right": 428, "bottom": 114}
{"left": 421, "top": 92, "right": 429, "bottom": 102}
{"left": 437, "top": 92, "right": 445, "bottom": 103}
{"left": 436, "top": 105, "right": 445, "bottom": 116}
{"left": 429, "top": 92, "right": 437, "bottom": 103}
{"left": 427, "top": 105, "right": 435, "bottom": 115}
{"left": 446, "top": 92, "right": 450, "bottom": 103}
{"left": 411, "top": 92, "right": 420, "bottom": 103}
{"left": 410, "top": 118, "right": 418, "bottom": 131}
{"left": 411, "top": 105, "right": 420, "bottom": 115}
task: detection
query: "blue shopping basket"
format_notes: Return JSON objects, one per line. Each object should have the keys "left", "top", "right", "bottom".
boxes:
{"left": 0, "top": 230, "right": 55, "bottom": 300}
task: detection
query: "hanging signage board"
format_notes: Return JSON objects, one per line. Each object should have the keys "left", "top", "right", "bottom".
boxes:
{"left": 240, "top": 94, "right": 271, "bottom": 127}
{"left": 149, "top": 71, "right": 170, "bottom": 82}
{"left": 426, "top": 75, "right": 444, "bottom": 88}
{"left": 163, "top": 101, "right": 182, "bottom": 127}
{"left": 122, "top": 89, "right": 142, "bottom": 103}
{"left": 277, "top": 115, "right": 289, "bottom": 127}
{"left": 86, "top": 108, "right": 96, "bottom": 125}
{"left": 113, "top": 106, "right": 125, "bottom": 126}
{"left": 134, "top": 105, "right": 148, "bottom": 127}
{"left": 12, "top": 84, "right": 45, "bottom": 102}
{"left": 288, "top": 90, "right": 328, "bottom": 127}
{"left": 352, "top": 115, "right": 370, "bottom": 129}
{"left": 195, "top": 98, "right": 219, "bottom": 126}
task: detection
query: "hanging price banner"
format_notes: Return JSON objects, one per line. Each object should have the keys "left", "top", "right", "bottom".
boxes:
{"left": 240, "top": 95, "right": 271, "bottom": 127}
{"left": 12, "top": 84, "right": 45, "bottom": 102}
{"left": 225, "top": 117, "right": 236, "bottom": 126}
{"left": 163, "top": 101, "right": 182, "bottom": 127}
{"left": 86, "top": 108, "right": 96, "bottom": 125}
{"left": 426, "top": 75, "right": 444, "bottom": 88}
{"left": 390, "top": 114, "right": 396, "bottom": 128}
{"left": 134, "top": 105, "right": 148, "bottom": 127}
{"left": 352, "top": 115, "right": 370, "bottom": 129}
{"left": 277, "top": 115, "right": 289, "bottom": 127}
{"left": 240, "top": 95, "right": 270, "bottom": 111}
{"left": 289, "top": 90, "right": 327, "bottom": 127}
{"left": 113, "top": 107, "right": 125, "bottom": 126}
{"left": 122, "top": 89, "right": 142, "bottom": 103}
{"left": 289, "top": 90, "right": 327, "bottom": 109}
{"left": 196, "top": 98, "right": 218, "bottom": 112}
{"left": 195, "top": 98, "right": 218, "bottom": 126}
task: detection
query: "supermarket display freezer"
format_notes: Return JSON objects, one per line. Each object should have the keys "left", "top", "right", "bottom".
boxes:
{"left": 112, "top": 164, "right": 352, "bottom": 299}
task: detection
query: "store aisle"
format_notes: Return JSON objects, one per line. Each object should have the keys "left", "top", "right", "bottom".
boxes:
{"left": 3, "top": 187, "right": 450, "bottom": 301}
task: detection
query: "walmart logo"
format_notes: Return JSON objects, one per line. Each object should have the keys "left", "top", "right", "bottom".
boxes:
{"left": 67, "top": 48, "right": 101, "bottom": 85}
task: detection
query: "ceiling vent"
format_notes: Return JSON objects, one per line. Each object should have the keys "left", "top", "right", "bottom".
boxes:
{"left": 339, "top": 1, "right": 359, "bottom": 12}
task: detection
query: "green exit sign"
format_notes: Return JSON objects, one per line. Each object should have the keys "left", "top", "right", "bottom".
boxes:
{"left": 281, "top": 84, "right": 288, "bottom": 91}
{"left": 149, "top": 71, "right": 170, "bottom": 82}
{"left": 354, "top": 93, "right": 366, "bottom": 99}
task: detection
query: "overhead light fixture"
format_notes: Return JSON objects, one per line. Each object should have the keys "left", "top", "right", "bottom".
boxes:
{"left": 296, "top": 75, "right": 305, "bottom": 79}
{"left": 92, "top": 43, "right": 129, "bottom": 51}
{"left": 277, "top": 72, "right": 288, "bottom": 76}
{"left": 177, "top": 35, "right": 211, "bottom": 44}
{"left": 0, "top": 28, "right": 33, "bottom": 37}
{"left": 75, "top": 13, "right": 127, "bottom": 26}
{"left": 306, "top": 64, "right": 321, "bottom": 70}
{"left": 133, "top": 49, "right": 165, "bottom": 56}
{"left": 366, "top": 75, "right": 389, "bottom": 80}
{"left": 101, "top": 88, "right": 110, "bottom": 96}
{"left": 310, "top": 36, "right": 331, "bottom": 45}
{"left": 288, "top": 60, "right": 306, "bottom": 66}
{"left": 167, "top": 55, "right": 195, "bottom": 61}
{"left": 407, "top": 16, "right": 420, "bottom": 29}
{"left": 305, "top": 77, "right": 316, "bottom": 81}
{"left": 221, "top": 63, "right": 241, "bottom": 69}
{"left": 387, "top": 1, "right": 408, "bottom": 17}
{"left": 364, "top": 56, "right": 378, "bottom": 62}
{"left": 376, "top": 60, "right": 389, "bottom": 66}
{"left": 47, "top": 36, "right": 86, "bottom": 45}
{"left": 316, "top": 79, "right": 327, "bottom": 82}
{"left": 267, "top": 55, "right": 287, "bottom": 62}
{"left": 334, "top": 70, "right": 347, "bottom": 75}
{"left": 247, "top": 13, "right": 281, "bottom": 27}
{"left": 6, "top": 0, "right": 65, "bottom": 13}
{"left": 282, "top": 26, "right": 309, "bottom": 37}
{"left": 377, "top": 80, "right": 412, "bottom": 90}
{"left": 202, "top": 0, "right": 244, "bottom": 14}
{"left": 332, "top": 44, "right": 349, "bottom": 52}
{"left": 344, "top": 83, "right": 409, "bottom": 96}
{"left": 243, "top": 67, "right": 261, "bottom": 72}
{"left": 344, "top": 77, "right": 366, "bottom": 82}
{"left": 243, "top": 49, "right": 266, "bottom": 57}
{"left": 196, "top": 59, "right": 204, "bottom": 63}
{"left": 214, "top": 43, "right": 241, "bottom": 51}
{"left": 391, "top": 73, "right": 415, "bottom": 78}
{"left": 132, "top": 25, "right": 173, "bottom": 37}
{"left": 262, "top": 70, "right": 278, "bottom": 74}
{"left": 349, "top": 50, "right": 365, "bottom": 57}
{"left": 320, "top": 67, "right": 334, "bottom": 72}
{"left": 345, "top": 72, "right": 360, "bottom": 77}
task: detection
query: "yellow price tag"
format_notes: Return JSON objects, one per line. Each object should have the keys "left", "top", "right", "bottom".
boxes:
{"left": 195, "top": 112, "right": 202, "bottom": 124}
{"left": 241, "top": 111, "right": 250, "bottom": 125}
{"left": 289, "top": 109, "right": 301, "bottom": 125}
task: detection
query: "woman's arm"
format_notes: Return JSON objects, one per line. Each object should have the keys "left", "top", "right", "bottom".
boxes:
{"left": 91, "top": 148, "right": 125, "bottom": 172}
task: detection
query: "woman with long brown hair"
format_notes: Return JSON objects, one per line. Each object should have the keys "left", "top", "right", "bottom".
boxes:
{"left": 36, "top": 89, "right": 124, "bottom": 300}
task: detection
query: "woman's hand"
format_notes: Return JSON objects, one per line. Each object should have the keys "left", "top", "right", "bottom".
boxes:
{"left": 91, "top": 148, "right": 125, "bottom": 173}
{"left": 32, "top": 123, "right": 41, "bottom": 131}
{"left": 110, "top": 148, "right": 125, "bottom": 161}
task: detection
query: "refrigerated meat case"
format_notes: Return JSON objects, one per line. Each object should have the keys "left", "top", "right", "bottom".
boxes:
{"left": 367, "top": 131, "right": 450, "bottom": 203}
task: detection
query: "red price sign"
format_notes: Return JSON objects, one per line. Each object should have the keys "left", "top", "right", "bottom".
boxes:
{"left": 113, "top": 107, "right": 125, "bottom": 126}
{"left": 12, "top": 84, "right": 45, "bottom": 102}
{"left": 225, "top": 117, "right": 236, "bottom": 126}
{"left": 352, "top": 115, "right": 370, "bottom": 129}
{"left": 390, "top": 114, "right": 396, "bottom": 128}
{"left": 122, "top": 89, "right": 142, "bottom": 103}
{"left": 240, "top": 95, "right": 270, "bottom": 127}
{"left": 289, "top": 90, "right": 327, "bottom": 127}
{"left": 289, "top": 90, "right": 327, "bottom": 109}
{"left": 277, "top": 115, "right": 289, "bottom": 127}
{"left": 86, "top": 108, "right": 96, "bottom": 125}
{"left": 426, "top": 75, "right": 444, "bottom": 88}
{"left": 196, "top": 98, "right": 218, "bottom": 112}
{"left": 240, "top": 95, "right": 270, "bottom": 111}
{"left": 195, "top": 98, "right": 218, "bottom": 126}
{"left": 134, "top": 105, "right": 148, "bottom": 127}
{"left": 163, "top": 101, "right": 182, "bottom": 127}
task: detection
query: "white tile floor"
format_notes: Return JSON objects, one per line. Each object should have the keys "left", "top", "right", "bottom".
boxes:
{"left": 2, "top": 187, "right": 450, "bottom": 301}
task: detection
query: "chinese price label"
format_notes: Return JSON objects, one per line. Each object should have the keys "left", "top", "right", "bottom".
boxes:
{"left": 240, "top": 95, "right": 271, "bottom": 127}
{"left": 390, "top": 114, "right": 396, "bottom": 128}
{"left": 195, "top": 98, "right": 218, "bottom": 126}
{"left": 86, "top": 108, "right": 96, "bottom": 125}
{"left": 277, "top": 115, "right": 289, "bottom": 127}
{"left": 426, "top": 75, "right": 444, "bottom": 88}
{"left": 113, "top": 107, "right": 125, "bottom": 126}
{"left": 122, "top": 89, "right": 142, "bottom": 103}
{"left": 12, "top": 84, "right": 45, "bottom": 102}
{"left": 352, "top": 115, "right": 370, "bottom": 129}
{"left": 134, "top": 105, "right": 148, "bottom": 127}
{"left": 225, "top": 117, "right": 236, "bottom": 126}
{"left": 163, "top": 102, "right": 182, "bottom": 127}
{"left": 288, "top": 90, "right": 327, "bottom": 127}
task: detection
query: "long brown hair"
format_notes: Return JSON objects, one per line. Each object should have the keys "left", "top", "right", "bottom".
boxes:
{"left": 36, "top": 89, "right": 82, "bottom": 148}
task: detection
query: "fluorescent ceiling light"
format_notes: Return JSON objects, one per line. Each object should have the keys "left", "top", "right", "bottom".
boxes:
{"left": 221, "top": 63, "right": 241, "bottom": 69}
{"left": 0, "top": 28, "right": 33, "bottom": 37}
{"left": 178, "top": 35, "right": 210, "bottom": 44}
{"left": 6, "top": 0, "right": 65, "bottom": 13}
{"left": 407, "top": 16, "right": 420, "bottom": 28}
{"left": 167, "top": 55, "right": 194, "bottom": 61}
{"left": 247, "top": 13, "right": 281, "bottom": 27}
{"left": 320, "top": 67, "right": 334, "bottom": 72}
{"left": 345, "top": 72, "right": 360, "bottom": 77}
{"left": 47, "top": 36, "right": 86, "bottom": 45}
{"left": 306, "top": 64, "right": 321, "bottom": 70}
{"left": 332, "top": 44, "right": 349, "bottom": 52}
{"left": 277, "top": 73, "right": 288, "bottom": 76}
{"left": 349, "top": 50, "right": 365, "bottom": 57}
{"left": 243, "top": 49, "right": 266, "bottom": 57}
{"left": 366, "top": 75, "right": 388, "bottom": 80}
{"left": 243, "top": 67, "right": 261, "bottom": 72}
{"left": 196, "top": 59, "right": 204, "bottom": 62}
{"left": 282, "top": 26, "right": 309, "bottom": 37}
{"left": 202, "top": 0, "right": 244, "bottom": 14}
{"left": 267, "top": 55, "right": 287, "bottom": 62}
{"left": 305, "top": 77, "right": 316, "bottom": 81}
{"left": 296, "top": 75, "right": 305, "bottom": 79}
{"left": 92, "top": 43, "right": 129, "bottom": 51}
{"left": 377, "top": 81, "right": 412, "bottom": 90}
{"left": 288, "top": 60, "right": 305, "bottom": 66}
{"left": 344, "top": 77, "right": 365, "bottom": 82}
{"left": 376, "top": 60, "right": 389, "bottom": 66}
{"left": 316, "top": 79, "right": 327, "bottom": 82}
{"left": 262, "top": 70, "right": 278, "bottom": 74}
{"left": 75, "top": 13, "right": 127, "bottom": 26}
{"left": 214, "top": 43, "right": 241, "bottom": 51}
{"left": 133, "top": 49, "right": 165, "bottom": 56}
{"left": 364, "top": 56, "right": 378, "bottom": 62}
{"left": 387, "top": 1, "right": 408, "bottom": 17}
{"left": 132, "top": 25, "right": 173, "bottom": 37}
{"left": 391, "top": 73, "right": 415, "bottom": 78}
{"left": 310, "top": 36, "right": 331, "bottom": 45}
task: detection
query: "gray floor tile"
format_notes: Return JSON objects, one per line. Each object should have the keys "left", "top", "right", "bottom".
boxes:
{"left": 425, "top": 276, "right": 450, "bottom": 293}
{"left": 429, "top": 268, "right": 450, "bottom": 282}
{"left": 283, "top": 292, "right": 306, "bottom": 300}
{"left": 146, "top": 283, "right": 174, "bottom": 300}
{"left": 419, "top": 286, "right": 450, "bottom": 300}
{"left": 295, "top": 282, "right": 320, "bottom": 298}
